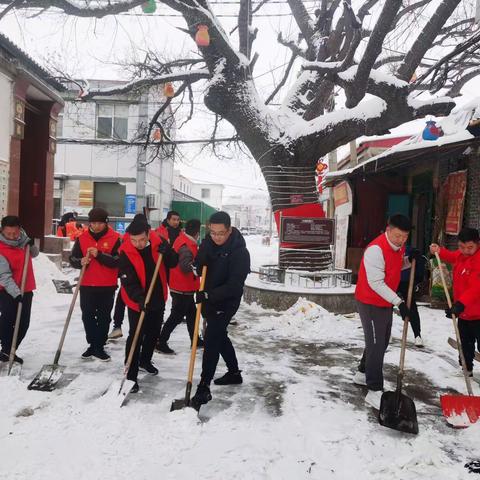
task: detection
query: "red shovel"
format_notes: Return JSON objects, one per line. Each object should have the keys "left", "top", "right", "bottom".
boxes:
{"left": 435, "top": 252, "right": 480, "bottom": 427}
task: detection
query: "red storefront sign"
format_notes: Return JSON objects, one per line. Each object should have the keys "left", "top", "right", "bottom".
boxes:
{"left": 445, "top": 170, "right": 467, "bottom": 235}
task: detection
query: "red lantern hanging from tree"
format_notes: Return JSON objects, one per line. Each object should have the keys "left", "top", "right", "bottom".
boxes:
{"left": 153, "top": 128, "right": 162, "bottom": 141}
{"left": 141, "top": 0, "right": 156, "bottom": 13}
{"left": 195, "top": 25, "right": 210, "bottom": 47}
{"left": 164, "top": 82, "right": 175, "bottom": 98}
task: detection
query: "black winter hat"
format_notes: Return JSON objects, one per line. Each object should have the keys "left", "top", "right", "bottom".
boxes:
{"left": 126, "top": 214, "right": 150, "bottom": 235}
{"left": 88, "top": 207, "right": 109, "bottom": 223}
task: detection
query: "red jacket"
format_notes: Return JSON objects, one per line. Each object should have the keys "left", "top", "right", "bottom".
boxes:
{"left": 355, "top": 233, "right": 404, "bottom": 307}
{"left": 78, "top": 227, "right": 120, "bottom": 287}
{"left": 120, "top": 231, "right": 168, "bottom": 312}
{"left": 169, "top": 232, "right": 200, "bottom": 293}
{"left": 0, "top": 243, "right": 36, "bottom": 293}
{"left": 439, "top": 247, "right": 480, "bottom": 320}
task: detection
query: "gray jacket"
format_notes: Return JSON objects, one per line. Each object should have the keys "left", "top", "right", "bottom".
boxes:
{"left": 0, "top": 230, "right": 39, "bottom": 298}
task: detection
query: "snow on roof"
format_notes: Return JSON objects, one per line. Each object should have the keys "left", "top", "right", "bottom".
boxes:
{"left": 325, "top": 98, "right": 480, "bottom": 181}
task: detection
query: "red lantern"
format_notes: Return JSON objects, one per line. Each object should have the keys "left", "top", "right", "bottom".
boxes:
{"left": 164, "top": 82, "right": 174, "bottom": 98}
{"left": 153, "top": 128, "right": 162, "bottom": 141}
{"left": 195, "top": 25, "right": 210, "bottom": 47}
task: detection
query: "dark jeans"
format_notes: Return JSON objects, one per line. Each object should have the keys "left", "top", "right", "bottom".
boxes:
{"left": 112, "top": 291, "right": 125, "bottom": 329}
{"left": 0, "top": 291, "right": 33, "bottom": 353}
{"left": 458, "top": 319, "right": 480, "bottom": 372}
{"left": 79, "top": 288, "right": 115, "bottom": 349}
{"left": 357, "top": 301, "right": 393, "bottom": 391}
{"left": 397, "top": 281, "right": 421, "bottom": 337}
{"left": 159, "top": 292, "right": 196, "bottom": 344}
{"left": 201, "top": 309, "right": 239, "bottom": 384}
{"left": 125, "top": 305, "right": 165, "bottom": 381}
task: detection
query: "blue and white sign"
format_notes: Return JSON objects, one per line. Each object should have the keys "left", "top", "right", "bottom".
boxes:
{"left": 116, "top": 222, "right": 129, "bottom": 235}
{"left": 125, "top": 195, "right": 136, "bottom": 215}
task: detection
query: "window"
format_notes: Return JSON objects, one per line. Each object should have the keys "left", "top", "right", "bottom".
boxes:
{"left": 94, "top": 182, "right": 126, "bottom": 217}
{"left": 201, "top": 188, "right": 210, "bottom": 199}
{"left": 97, "top": 104, "right": 129, "bottom": 140}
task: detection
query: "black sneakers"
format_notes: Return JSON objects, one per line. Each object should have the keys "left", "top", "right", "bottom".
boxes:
{"left": 131, "top": 382, "right": 140, "bottom": 394}
{"left": 139, "top": 361, "right": 159, "bottom": 375}
{"left": 81, "top": 346, "right": 94, "bottom": 359}
{"left": 214, "top": 370, "right": 243, "bottom": 385}
{"left": 93, "top": 348, "right": 111, "bottom": 362}
{"left": 191, "top": 382, "right": 212, "bottom": 410}
{"left": 156, "top": 342, "right": 175, "bottom": 355}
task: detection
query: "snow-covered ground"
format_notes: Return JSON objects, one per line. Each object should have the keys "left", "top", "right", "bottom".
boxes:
{"left": 1, "top": 236, "right": 479, "bottom": 479}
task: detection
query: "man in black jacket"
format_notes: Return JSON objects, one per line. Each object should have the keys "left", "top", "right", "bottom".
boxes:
{"left": 119, "top": 214, "right": 178, "bottom": 392}
{"left": 191, "top": 211, "right": 250, "bottom": 409}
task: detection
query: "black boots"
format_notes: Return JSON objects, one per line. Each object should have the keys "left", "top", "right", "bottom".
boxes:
{"left": 214, "top": 370, "right": 243, "bottom": 385}
{"left": 191, "top": 382, "right": 212, "bottom": 410}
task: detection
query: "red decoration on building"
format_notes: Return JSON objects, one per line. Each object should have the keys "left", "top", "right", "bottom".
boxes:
{"left": 153, "top": 128, "right": 162, "bottom": 141}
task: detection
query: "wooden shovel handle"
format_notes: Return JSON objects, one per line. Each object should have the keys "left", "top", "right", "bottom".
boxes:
{"left": 187, "top": 265, "right": 207, "bottom": 384}
{"left": 124, "top": 253, "right": 163, "bottom": 376}
{"left": 434, "top": 251, "right": 473, "bottom": 395}
{"left": 8, "top": 245, "right": 31, "bottom": 373}
{"left": 398, "top": 259, "right": 416, "bottom": 375}
{"left": 53, "top": 251, "right": 90, "bottom": 365}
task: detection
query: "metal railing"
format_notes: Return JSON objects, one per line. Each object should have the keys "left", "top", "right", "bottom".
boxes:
{"left": 257, "top": 264, "right": 352, "bottom": 289}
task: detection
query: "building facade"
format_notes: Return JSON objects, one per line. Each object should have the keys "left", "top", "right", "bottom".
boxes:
{"left": 55, "top": 81, "right": 175, "bottom": 231}
{"left": 0, "top": 34, "right": 64, "bottom": 242}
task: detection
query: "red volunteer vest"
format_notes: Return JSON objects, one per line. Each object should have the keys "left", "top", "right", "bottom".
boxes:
{"left": 120, "top": 231, "right": 168, "bottom": 312}
{"left": 355, "top": 233, "right": 404, "bottom": 307}
{"left": 155, "top": 225, "right": 169, "bottom": 242}
{"left": 0, "top": 242, "right": 36, "bottom": 293}
{"left": 78, "top": 227, "right": 120, "bottom": 287}
{"left": 169, "top": 232, "right": 200, "bottom": 292}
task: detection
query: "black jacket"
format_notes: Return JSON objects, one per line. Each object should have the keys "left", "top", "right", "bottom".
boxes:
{"left": 162, "top": 219, "right": 181, "bottom": 245}
{"left": 119, "top": 243, "right": 178, "bottom": 311}
{"left": 195, "top": 227, "right": 250, "bottom": 316}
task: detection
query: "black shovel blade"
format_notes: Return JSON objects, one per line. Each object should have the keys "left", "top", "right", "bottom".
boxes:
{"left": 52, "top": 280, "right": 73, "bottom": 294}
{"left": 28, "top": 365, "right": 65, "bottom": 391}
{"left": 379, "top": 390, "right": 419, "bottom": 435}
{"left": 170, "top": 398, "right": 200, "bottom": 412}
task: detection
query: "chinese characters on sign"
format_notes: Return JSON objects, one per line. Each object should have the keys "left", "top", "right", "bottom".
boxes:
{"left": 280, "top": 217, "right": 335, "bottom": 245}
{"left": 444, "top": 170, "right": 467, "bottom": 235}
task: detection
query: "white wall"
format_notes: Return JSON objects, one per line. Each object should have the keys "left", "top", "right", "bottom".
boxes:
{"left": 191, "top": 183, "right": 223, "bottom": 210}
{"left": 55, "top": 87, "right": 174, "bottom": 221}
{"left": 0, "top": 71, "right": 12, "bottom": 163}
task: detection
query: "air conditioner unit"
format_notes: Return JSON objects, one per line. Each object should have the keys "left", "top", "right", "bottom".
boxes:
{"left": 146, "top": 193, "right": 159, "bottom": 209}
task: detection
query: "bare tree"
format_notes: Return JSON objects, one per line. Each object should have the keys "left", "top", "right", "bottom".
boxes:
{"left": 2, "top": 0, "right": 478, "bottom": 212}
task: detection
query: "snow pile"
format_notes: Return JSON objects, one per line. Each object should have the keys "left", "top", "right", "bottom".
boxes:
{"left": 32, "top": 253, "right": 69, "bottom": 299}
{"left": 246, "top": 298, "right": 344, "bottom": 341}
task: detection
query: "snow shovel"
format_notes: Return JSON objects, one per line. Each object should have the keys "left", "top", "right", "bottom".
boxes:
{"left": 28, "top": 253, "right": 90, "bottom": 391}
{"left": 435, "top": 252, "right": 480, "bottom": 427}
{"left": 0, "top": 245, "right": 30, "bottom": 377}
{"left": 116, "top": 253, "right": 164, "bottom": 407}
{"left": 379, "top": 259, "right": 419, "bottom": 434}
{"left": 171, "top": 265, "right": 207, "bottom": 412}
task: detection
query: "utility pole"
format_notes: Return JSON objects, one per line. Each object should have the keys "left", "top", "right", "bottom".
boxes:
{"left": 136, "top": 93, "right": 148, "bottom": 213}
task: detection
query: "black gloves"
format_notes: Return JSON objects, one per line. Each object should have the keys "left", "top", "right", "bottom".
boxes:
{"left": 15, "top": 294, "right": 23, "bottom": 303}
{"left": 398, "top": 302, "right": 410, "bottom": 320}
{"left": 138, "top": 299, "right": 151, "bottom": 312}
{"left": 157, "top": 238, "right": 170, "bottom": 255}
{"left": 27, "top": 238, "right": 35, "bottom": 246}
{"left": 445, "top": 301, "right": 465, "bottom": 318}
{"left": 408, "top": 248, "right": 422, "bottom": 262}
{"left": 195, "top": 291, "right": 209, "bottom": 304}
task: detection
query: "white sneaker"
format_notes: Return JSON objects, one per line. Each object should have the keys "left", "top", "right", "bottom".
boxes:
{"left": 108, "top": 327, "right": 123, "bottom": 339}
{"left": 414, "top": 336, "right": 424, "bottom": 348}
{"left": 353, "top": 371, "right": 367, "bottom": 386}
{"left": 365, "top": 390, "right": 383, "bottom": 410}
